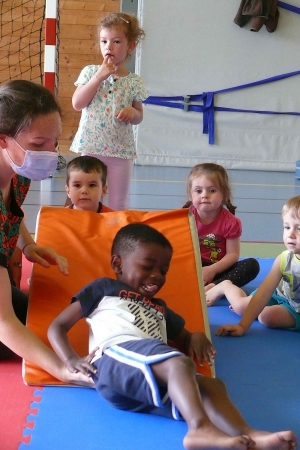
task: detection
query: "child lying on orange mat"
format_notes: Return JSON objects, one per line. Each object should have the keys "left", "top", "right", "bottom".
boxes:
{"left": 48, "top": 223, "right": 297, "bottom": 450}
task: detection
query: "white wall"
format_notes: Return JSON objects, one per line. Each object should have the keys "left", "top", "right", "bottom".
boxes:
{"left": 135, "top": 0, "right": 300, "bottom": 171}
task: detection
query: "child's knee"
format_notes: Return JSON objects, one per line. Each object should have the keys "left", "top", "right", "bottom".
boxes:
{"left": 197, "top": 375, "right": 227, "bottom": 394}
{"left": 168, "top": 354, "right": 196, "bottom": 376}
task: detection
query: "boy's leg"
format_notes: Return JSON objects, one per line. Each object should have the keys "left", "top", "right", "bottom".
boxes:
{"left": 152, "top": 356, "right": 297, "bottom": 450}
{"left": 258, "top": 304, "right": 296, "bottom": 329}
{"left": 151, "top": 355, "right": 255, "bottom": 450}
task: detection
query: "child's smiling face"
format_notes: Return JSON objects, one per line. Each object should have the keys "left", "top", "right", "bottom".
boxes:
{"left": 112, "top": 242, "right": 172, "bottom": 299}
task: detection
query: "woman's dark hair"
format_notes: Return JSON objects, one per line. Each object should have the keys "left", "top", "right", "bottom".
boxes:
{"left": 0, "top": 80, "right": 61, "bottom": 137}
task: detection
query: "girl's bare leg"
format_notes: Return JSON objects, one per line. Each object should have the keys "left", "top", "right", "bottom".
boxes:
{"left": 206, "top": 280, "right": 252, "bottom": 315}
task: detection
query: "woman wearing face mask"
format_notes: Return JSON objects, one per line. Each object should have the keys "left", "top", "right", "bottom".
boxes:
{"left": 0, "top": 80, "right": 93, "bottom": 386}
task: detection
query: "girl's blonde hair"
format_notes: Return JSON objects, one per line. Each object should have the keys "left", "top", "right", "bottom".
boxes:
{"left": 282, "top": 196, "right": 300, "bottom": 219}
{"left": 99, "top": 12, "right": 145, "bottom": 44}
{"left": 186, "top": 163, "right": 237, "bottom": 215}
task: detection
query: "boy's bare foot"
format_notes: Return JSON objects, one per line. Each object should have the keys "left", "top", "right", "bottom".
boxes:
{"left": 205, "top": 283, "right": 225, "bottom": 306}
{"left": 247, "top": 429, "right": 297, "bottom": 450}
{"left": 183, "top": 427, "right": 255, "bottom": 450}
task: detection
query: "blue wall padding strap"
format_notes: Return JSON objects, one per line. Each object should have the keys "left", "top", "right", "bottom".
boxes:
{"left": 144, "top": 70, "right": 300, "bottom": 145}
{"left": 278, "top": 1, "right": 300, "bottom": 14}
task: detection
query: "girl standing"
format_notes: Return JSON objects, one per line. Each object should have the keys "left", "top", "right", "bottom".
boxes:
{"left": 184, "top": 163, "right": 260, "bottom": 306}
{"left": 70, "top": 12, "right": 148, "bottom": 210}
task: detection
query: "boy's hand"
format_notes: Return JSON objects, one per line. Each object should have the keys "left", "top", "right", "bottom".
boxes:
{"left": 189, "top": 332, "right": 216, "bottom": 366}
{"left": 61, "top": 367, "right": 95, "bottom": 388}
{"left": 115, "top": 106, "right": 135, "bottom": 123}
{"left": 216, "top": 324, "right": 245, "bottom": 337}
{"left": 65, "top": 348, "right": 98, "bottom": 377}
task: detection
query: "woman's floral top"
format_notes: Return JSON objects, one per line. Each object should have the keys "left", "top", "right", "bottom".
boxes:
{"left": 0, "top": 175, "right": 30, "bottom": 268}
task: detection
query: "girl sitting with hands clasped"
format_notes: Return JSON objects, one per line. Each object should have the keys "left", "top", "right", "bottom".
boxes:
{"left": 184, "top": 163, "right": 260, "bottom": 306}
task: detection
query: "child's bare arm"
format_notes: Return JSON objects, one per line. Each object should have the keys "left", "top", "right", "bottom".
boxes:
{"left": 47, "top": 300, "right": 97, "bottom": 376}
{"left": 216, "top": 255, "right": 282, "bottom": 336}
{"left": 172, "top": 328, "right": 216, "bottom": 366}
{"left": 72, "top": 56, "right": 115, "bottom": 111}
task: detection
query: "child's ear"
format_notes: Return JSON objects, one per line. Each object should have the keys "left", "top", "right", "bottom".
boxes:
{"left": 0, "top": 134, "right": 9, "bottom": 149}
{"left": 65, "top": 185, "right": 71, "bottom": 198}
{"left": 102, "top": 185, "right": 108, "bottom": 196}
{"left": 111, "top": 255, "right": 122, "bottom": 274}
{"left": 128, "top": 41, "right": 136, "bottom": 54}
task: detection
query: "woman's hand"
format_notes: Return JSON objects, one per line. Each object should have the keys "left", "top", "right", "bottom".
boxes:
{"left": 23, "top": 244, "right": 68, "bottom": 275}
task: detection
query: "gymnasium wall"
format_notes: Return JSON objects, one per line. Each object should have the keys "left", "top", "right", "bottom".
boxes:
{"left": 57, "top": 0, "right": 120, "bottom": 153}
{"left": 135, "top": 0, "right": 300, "bottom": 171}
{"left": 0, "top": 0, "right": 120, "bottom": 155}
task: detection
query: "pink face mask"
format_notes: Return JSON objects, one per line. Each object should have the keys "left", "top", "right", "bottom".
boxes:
{"left": 6, "top": 140, "right": 58, "bottom": 181}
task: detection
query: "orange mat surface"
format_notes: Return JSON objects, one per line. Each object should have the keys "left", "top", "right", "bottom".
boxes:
{"left": 24, "top": 206, "right": 213, "bottom": 385}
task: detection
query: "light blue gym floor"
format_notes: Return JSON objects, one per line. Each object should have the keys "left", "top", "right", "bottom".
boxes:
{"left": 23, "top": 156, "right": 300, "bottom": 256}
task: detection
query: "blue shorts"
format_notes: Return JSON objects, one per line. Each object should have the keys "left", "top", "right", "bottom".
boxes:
{"left": 92, "top": 338, "right": 183, "bottom": 419}
{"left": 251, "top": 289, "right": 300, "bottom": 331}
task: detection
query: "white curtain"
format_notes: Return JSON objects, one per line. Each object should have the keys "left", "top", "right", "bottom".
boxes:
{"left": 135, "top": 0, "right": 300, "bottom": 171}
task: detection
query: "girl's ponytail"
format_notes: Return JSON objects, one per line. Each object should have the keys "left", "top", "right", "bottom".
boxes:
{"left": 226, "top": 199, "right": 237, "bottom": 215}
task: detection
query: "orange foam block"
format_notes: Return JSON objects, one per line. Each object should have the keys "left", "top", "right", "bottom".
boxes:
{"left": 24, "top": 206, "right": 214, "bottom": 385}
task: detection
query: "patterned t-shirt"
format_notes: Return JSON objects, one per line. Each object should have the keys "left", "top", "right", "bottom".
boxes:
{"left": 0, "top": 175, "right": 30, "bottom": 268}
{"left": 70, "top": 65, "right": 148, "bottom": 159}
{"left": 190, "top": 206, "right": 242, "bottom": 264}
{"left": 276, "top": 250, "right": 300, "bottom": 313}
{"left": 72, "top": 277, "right": 185, "bottom": 355}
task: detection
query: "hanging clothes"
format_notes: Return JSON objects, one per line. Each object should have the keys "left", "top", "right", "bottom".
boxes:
{"left": 234, "top": 0, "right": 279, "bottom": 32}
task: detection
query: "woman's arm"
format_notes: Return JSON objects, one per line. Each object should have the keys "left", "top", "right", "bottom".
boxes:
{"left": 17, "top": 220, "right": 35, "bottom": 250}
{"left": 17, "top": 220, "right": 68, "bottom": 275}
{"left": 0, "top": 266, "right": 93, "bottom": 385}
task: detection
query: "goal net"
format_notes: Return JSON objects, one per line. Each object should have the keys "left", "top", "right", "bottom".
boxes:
{"left": 0, "top": 0, "right": 60, "bottom": 89}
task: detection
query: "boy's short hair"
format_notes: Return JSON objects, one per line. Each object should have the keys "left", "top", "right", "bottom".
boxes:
{"left": 282, "top": 195, "right": 300, "bottom": 219}
{"left": 112, "top": 223, "right": 173, "bottom": 256}
{"left": 66, "top": 156, "right": 107, "bottom": 186}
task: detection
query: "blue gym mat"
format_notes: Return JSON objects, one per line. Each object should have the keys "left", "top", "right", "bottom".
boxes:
{"left": 20, "top": 258, "right": 300, "bottom": 449}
